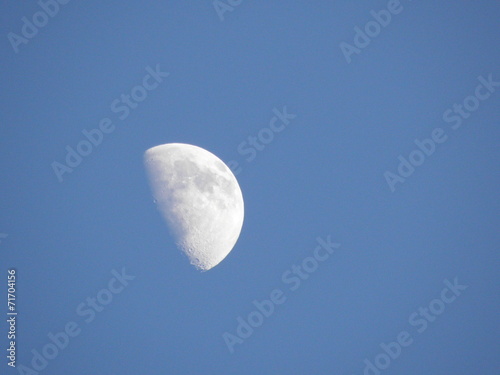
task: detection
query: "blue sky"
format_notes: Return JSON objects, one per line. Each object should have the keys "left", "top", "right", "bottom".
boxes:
{"left": 1, "top": 1, "right": 499, "bottom": 374}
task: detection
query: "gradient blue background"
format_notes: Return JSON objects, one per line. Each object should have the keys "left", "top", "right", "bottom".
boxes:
{"left": 1, "top": 1, "right": 499, "bottom": 374}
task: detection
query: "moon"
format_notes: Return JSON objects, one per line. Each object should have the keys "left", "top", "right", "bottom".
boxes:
{"left": 143, "top": 143, "right": 244, "bottom": 271}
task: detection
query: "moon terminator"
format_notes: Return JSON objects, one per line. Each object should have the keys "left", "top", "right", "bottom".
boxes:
{"left": 144, "top": 143, "right": 244, "bottom": 271}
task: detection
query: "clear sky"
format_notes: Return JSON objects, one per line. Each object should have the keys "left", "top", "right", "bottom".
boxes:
{"left": 1, "top": 1, "right": 499, "bottom": 374}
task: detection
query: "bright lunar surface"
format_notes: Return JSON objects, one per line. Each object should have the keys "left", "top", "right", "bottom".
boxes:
{"left": 144, "top": 143, "right": 244, "bottom": 271}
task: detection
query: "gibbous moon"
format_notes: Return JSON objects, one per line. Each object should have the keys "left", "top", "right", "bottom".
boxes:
{"left": 144, "top": 143, "right": 244, "bottom": 271}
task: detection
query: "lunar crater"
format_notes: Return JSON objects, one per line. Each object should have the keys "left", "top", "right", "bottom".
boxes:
{"left": 144, "top": 143, "right": 244, "bottom": 271}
